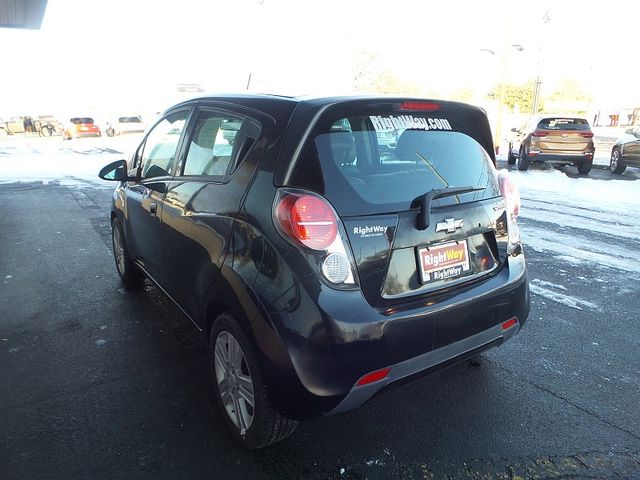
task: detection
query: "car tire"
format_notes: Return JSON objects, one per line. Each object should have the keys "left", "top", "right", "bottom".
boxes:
{"left": 610, "top": 147, "right": 626, "bottom": 174}
{"left": 210, "top": 314, "right": 297, "bottom": 449}
{"left": 577, "top": 158, "right": 592, "bottom": 175}
{"left": 507, "top": 143, "right": 516, "bottom": 165}
{"left": 517, "top": 146, "right": 530, "bottom": 171}
{"left": 111, "top": 217, "right": 145, "bottom": 289}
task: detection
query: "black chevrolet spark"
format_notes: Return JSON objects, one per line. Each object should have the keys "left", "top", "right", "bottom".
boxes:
{"left": 99, "top": 94, "right": 530, "bottom": 449}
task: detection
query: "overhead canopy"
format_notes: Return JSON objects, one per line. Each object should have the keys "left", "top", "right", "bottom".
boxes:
{"left": 0, "top": 0, "right": 48, "bottom": 29}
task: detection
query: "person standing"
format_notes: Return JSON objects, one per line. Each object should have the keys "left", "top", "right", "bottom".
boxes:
{"left": 33, "top": 119, "right": 43, "bottom": 136}
{"left": 23, "top": 116, "right": 34, "bottom": 135}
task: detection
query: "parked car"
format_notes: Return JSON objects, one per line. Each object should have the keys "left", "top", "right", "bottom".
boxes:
{"left": 610, "top": 126, "right": 640, "bottom": 174}
{"left": 219, "top": 118, "right": 241, "bottom": 144}
{"left": 64, "top": 117, "right": 101, "bottom": 139}
{"left": 376, "top": 127, "right": 399, "bottom": 150}
{"left": 507, "top": 116, "right": 595, "bottom": 174}
{"left": 2, "top": 116, "right": 26, "bottom": 134}
{"left": 98, "top": 94, "right": 530, "bottom": 449}
{"left": 105, "top": 115, "right": 146, "bottom": 136}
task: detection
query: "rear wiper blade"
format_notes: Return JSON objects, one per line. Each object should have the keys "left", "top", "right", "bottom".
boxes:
{"left": 415, "top": 186, "right": 486, "bottom": 231}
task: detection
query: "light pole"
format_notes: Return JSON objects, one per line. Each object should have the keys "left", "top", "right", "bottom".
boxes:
{"left": 483, "top": 44, "right": 524, "bottom": 154}
{"left": 531, "top": 9, "right": 551, "bottom": 115}
{"left": 246, "top": 0, "right": 265, "bottom": 91}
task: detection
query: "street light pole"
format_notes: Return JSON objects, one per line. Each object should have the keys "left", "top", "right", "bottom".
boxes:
{"left": 531, "top": 9, "right": 551, "bottom": 115}
{"left": 531, "top": 77, "right": 542, "bottom": 115}
{"left": 492, "top": 42, "right": 523, "bottom": 155}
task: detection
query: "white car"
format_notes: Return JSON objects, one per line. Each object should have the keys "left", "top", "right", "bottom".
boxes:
{"left": 106, "top": 116, "right": 146, "bottom": 136}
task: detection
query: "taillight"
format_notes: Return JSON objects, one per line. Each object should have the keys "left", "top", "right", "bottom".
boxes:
{"left": 273, "top": 189, "right": 357, "bottom": 286}
{"left": 531, "top": 130, "right": 547, "bottom": 137}
{"left": 580, "top": 132, "right": 594, "bottom": 138}
{"left": 399, "top": 101, "right": 440, "bottom": 111}
{"left": 275, "top": 194, "right": 337, "bottom": 250}
{"left": 498, "top": 170, "right": 520, "bottom": 217}
{"left": 498, "top": 169, "right": 521, "bottom": 253}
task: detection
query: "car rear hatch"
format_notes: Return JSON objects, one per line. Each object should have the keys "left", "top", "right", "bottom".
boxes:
{"left": 282, "top": 99, "right": 514, "bottom": 311}
{"left": 533, "top": 117, "right": 594, "bottom": 153}
{"left": 71, "top": 117, "right": 96, "bottom": 132}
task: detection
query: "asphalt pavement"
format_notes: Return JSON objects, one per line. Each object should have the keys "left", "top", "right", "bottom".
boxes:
{"left": 1, "top": 147, "right": 639, "bottom": 479}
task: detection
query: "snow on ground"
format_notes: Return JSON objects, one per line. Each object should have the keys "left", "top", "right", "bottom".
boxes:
{"left": 530, "top": 279, "right": 599, "bottom": 311}
{"left": 0, "top": 135, "right": 141, "bottom": 188}
{"left": 513, "top": 168, "right": 639, "bottom": 213}
{"left": 511, "top": 169, "right": 640, "bottom": 277}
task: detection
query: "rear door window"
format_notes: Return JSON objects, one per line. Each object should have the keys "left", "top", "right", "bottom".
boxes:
{"left": 289, "top": 106, "right": 500, "bottom": 216}
{"left": 181, "top": 110, "right": 260, "bottom": 179}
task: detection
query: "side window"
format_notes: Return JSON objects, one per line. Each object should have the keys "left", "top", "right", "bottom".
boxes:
{"left": 138, "top": 110, "right": 188, "bottom": 179}
{"left": 182, "top": 112, "right": 244, "bottom": 178}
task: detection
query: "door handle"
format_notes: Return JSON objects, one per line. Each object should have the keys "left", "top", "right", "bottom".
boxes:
{"left": 149, "top": 202, "right": 157, "bottom": 215}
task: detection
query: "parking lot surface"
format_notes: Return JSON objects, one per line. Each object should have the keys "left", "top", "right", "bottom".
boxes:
{"left": 1, "top": 136, "right": 640, "bottom": 479}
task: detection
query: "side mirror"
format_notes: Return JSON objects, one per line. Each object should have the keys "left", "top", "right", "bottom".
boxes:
{"left": 99, "top": 159, "right": 132, "bottom": 181}
{"left": 625, "top": 128, "right": 634, "bottom": 134}
{"left": 510, "top": 127, "right": 518, "bottom": 133}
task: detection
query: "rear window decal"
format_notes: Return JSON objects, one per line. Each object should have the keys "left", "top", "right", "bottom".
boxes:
{"left": 370, "top": 115, "right": 452, "bottom": 132}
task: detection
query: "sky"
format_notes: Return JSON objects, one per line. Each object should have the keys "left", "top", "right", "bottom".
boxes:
{"left": 1, "top": 0, "right": 638, "bottom": 118}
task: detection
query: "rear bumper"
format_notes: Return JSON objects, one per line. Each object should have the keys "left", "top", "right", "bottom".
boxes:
{"left": 329, "top": 318, "right": 518, "bottom": 415}
{"left": 528, "top": 152, "right": 593, "bottom": 164}
{"left": 263, "top": 253, "right": 529, "bottom": 419}
{"left": 73, "top": 131, "right": 101, "bottom": 138}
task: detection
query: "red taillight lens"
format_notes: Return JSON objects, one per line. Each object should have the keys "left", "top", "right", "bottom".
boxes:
{"left": 276, "top": 194, "right": 338, "bottom": 250}
{"left": 399, "top": 101, "right": 440, "bottom": 111}
{"left": 531, "top": 130, "right": 547, "bottom": 137}
{"left": 498, "top": 170, "right": 520, "bottom": 217}
{"left": 580, "top": 132, "right": 594, "bottom": 138}
{"left": 356, "top": 367, "right": 391, "bottom": 387}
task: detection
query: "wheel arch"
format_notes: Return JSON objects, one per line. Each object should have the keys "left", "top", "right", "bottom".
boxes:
{"left": 201, "top": 264, "right": 305, "bottom": 417}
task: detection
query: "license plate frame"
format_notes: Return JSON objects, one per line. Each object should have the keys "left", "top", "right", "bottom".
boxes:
{"left": 417, "top": 240, "right": 471, "bottom": 284}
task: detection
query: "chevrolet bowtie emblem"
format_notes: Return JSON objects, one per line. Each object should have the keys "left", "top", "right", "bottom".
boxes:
{"left": 435, "top": 218, "right": 464, "bottom": 233}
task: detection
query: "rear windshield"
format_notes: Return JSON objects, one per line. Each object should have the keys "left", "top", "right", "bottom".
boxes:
{"left": 70, "top": 117, "right": 94, "bottom": 124}
{"left": 118, "top": 116, "right": 142, "bottom": 123}
{"left": 289, "top": 107, "right": 501, "bottom": 216}
{"left": 537, "top": 118, "right": 590, "bottom": 130}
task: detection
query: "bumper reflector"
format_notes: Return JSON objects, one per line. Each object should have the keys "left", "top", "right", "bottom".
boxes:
{"left": 502, "top": 317, "right": 518, "bottom": 330}
{"left": 356, "top": 367, "right": 391, "bottom": 387}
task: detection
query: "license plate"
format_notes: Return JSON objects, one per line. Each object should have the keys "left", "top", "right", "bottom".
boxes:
{"left": 417, "top": 240, "right": 470, "bottom": 284}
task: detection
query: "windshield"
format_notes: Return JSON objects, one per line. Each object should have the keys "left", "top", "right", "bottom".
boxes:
{"left": 289, "top": 109, "right": 500, "bottom": 216}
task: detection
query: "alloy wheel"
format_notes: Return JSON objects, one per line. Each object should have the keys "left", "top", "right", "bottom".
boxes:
{"left": 610, "top": 149, "right": 620, "bottom": 171}
{"left": 214, "top": 331, "right": 255, "bottom": 434}
{"left": 113, "top": 225, "right": 126, "bottom": 276}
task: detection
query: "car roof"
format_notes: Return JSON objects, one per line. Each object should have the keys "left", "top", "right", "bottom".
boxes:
{"left": 170, "top": 92, "right": 488, "bottom": 113}
{"left": 167, "top": 93, "right": 491, "bottom": 131}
